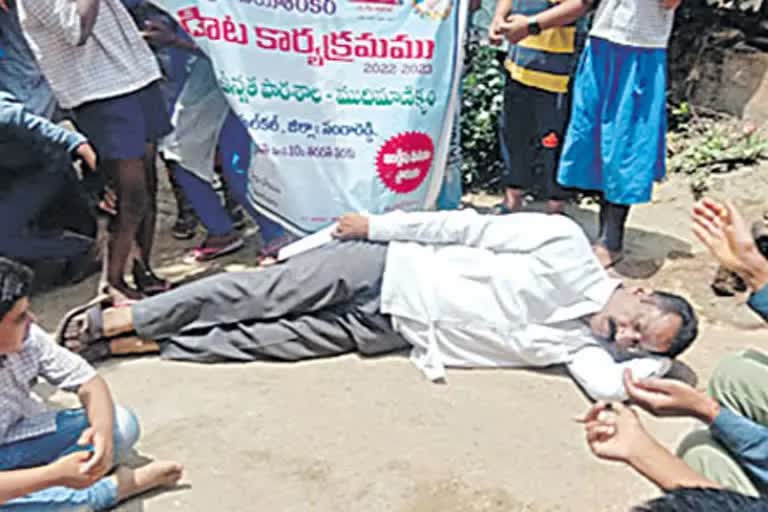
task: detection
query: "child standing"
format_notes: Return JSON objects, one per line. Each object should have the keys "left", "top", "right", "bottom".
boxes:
{"left": 489, "top": 0, "right": 585, "bottom": 214}
{"left": 556, "top": 0, "right": 681, "bottom": 266}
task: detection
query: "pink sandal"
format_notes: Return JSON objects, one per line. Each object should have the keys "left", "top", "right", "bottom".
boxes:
{"left": 187, "top": 237, "right": 244, "bottom": 262}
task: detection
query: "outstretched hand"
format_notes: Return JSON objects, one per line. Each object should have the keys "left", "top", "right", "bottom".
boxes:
{"left": 692, "top": 198, "right": 768, "bottom": 289}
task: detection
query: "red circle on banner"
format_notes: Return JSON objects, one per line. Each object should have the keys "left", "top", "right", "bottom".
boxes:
{"left": 376, "top": 132, "right": 434, "bottom": 194}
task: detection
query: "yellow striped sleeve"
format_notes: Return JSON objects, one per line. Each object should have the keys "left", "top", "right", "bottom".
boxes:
{"left": 517, "top": 27, "right": 576, "bottom": 54}
{"left": 504, "top": 60, "right": 570, "bottom": 94}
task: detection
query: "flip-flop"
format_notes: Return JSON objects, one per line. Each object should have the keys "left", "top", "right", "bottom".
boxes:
{"left": 187, "top": 237, "right": 244, "bottom": 262}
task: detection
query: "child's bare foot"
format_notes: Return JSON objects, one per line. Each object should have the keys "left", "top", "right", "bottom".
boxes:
{"left": 115, "top": 461, "right": 184, "bottom": 502}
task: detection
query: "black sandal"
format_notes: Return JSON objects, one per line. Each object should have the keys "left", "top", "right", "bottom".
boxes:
{"left": 55, "top": 297, "right": 113, "bottom": 362}
{"left": 132, "top": 260, "right": 172, "bottom": 296}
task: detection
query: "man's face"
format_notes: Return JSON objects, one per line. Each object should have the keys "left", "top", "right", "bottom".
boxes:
{"left": 592, "top": 292, "right": 682, "bottom": 355}
{"left": 0, "top": 298, "right": 34, "bottom": 354}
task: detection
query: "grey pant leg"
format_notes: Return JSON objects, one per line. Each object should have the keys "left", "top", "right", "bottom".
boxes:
{"left": 133, "top": 240, "right": 388, "bottom": 340}
{"left": 159, "top": 284, "right": 409, "bottom": 363}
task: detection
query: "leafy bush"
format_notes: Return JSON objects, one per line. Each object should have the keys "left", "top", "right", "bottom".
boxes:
{"left": 460, "top": 39, "right": 506, "bottom": 192}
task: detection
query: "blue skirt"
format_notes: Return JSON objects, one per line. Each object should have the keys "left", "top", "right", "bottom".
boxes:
{"left": 557, "top": 37, "right": 667, "bottom": 205}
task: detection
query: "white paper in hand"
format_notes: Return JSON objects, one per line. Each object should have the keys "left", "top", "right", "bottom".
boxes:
{"left": 277, "top": 223, "right": 338, "bottom": 261}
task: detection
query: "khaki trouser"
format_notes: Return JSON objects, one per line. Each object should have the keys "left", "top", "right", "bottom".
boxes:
{"left": 678, "top": 350, "right": 768, "bottom": 497}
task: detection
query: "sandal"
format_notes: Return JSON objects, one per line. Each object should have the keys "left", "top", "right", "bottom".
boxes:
{"left": 54, "top": 297, "right": 113, "bottom": 363}
{"left": 132, "top": 260, "right": 172, "bottom": 295}
{"left": 185, "top": 236, "right": 244, "bottom": 262}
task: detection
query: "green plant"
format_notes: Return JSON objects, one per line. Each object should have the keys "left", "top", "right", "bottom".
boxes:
{"left": 460, "top": 40, "right": 505, "bottom": 192}
{"left": 667, "top": 103, "right": 768, "bottom": 198}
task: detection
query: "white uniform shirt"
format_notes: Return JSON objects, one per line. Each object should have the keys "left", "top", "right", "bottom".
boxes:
{"left": 589, "top": 0, "right": 675, "bottom": 49}
{"left": 17, "top": 0, "right": 161, "bottom": 109}
{"left": 368, "top": 210, "right": 671, "bottom": 400}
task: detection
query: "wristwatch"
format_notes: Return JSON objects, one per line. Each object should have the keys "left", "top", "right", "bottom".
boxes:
{"left": 527, "top": 17, "right": 542, "bottom": 35}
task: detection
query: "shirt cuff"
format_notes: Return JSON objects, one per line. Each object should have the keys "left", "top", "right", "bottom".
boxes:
{"left": 747, "top": 283, "right": 768, "bottom": 322}
{"left": 710, "top": 406, "right": 752, "bottom": 446}
{"left": 65, "top": 132, "right": 87, "bottom": 154}
{"left": 367, "top": 214, "right": 394, "bottom": 242}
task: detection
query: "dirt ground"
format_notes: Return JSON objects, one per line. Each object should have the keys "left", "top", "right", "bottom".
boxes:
{"left": 31, "top": 163, "right": 768, "bottom": 511}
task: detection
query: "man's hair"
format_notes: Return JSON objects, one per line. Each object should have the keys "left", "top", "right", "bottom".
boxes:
{"left": 651, "top": 291, "right": 698, "bottom": 358}
{"left": 0, "top": 258, "right": 33, "bottom": 321}
{"left": 634, "top": 487, "right": 768, "bottom": 512}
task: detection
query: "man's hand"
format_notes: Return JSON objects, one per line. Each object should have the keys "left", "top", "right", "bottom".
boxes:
{"left": 500, "top": 14, "right": 529, "bottom": 44}
{"left": 624, "top": 369, "right": 721, "bottom": 423}
{"left": 77, "top": 426, "right": 113, "bottom": 478}
{"left": 0, "top": 0, "right": 8, "bottom": 12}
{"left": 333, "top": 213, "right": 370, "bottom": 240}
{"left": 692, "top": 198, "right": 768, "bottom": 290}
{"left": 579, "top": 402, "right": 655, "bottom": 463}
{"left": 488, "top": 15, "right": 506, "bottom": 46}
{"left": 141, "top": 19, "right": 178, "bottom": 47}
{"left": 75, "top": 143, "right": 98, "bottom": 172}
{"left": 47, "top": 452, "right": 102, "bottom": 489}
{"left": 662, "top": 0, "right": 682, "bottom": 9}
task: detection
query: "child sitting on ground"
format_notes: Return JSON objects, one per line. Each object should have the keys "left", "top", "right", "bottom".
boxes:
{"left": 0, "top": 257, "right": 182, "bottom": 509}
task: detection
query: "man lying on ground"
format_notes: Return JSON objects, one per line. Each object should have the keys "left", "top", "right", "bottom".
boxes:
{"left": 0, "top": 258, "right": 182, "bottom": 509}
{"left": 60, "top": 210, "right": 697, "bottom": 400}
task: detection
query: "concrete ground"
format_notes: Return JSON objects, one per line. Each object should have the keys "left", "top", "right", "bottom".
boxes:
{"left": 32, "top": 165, "right": 768, "bottom": 511}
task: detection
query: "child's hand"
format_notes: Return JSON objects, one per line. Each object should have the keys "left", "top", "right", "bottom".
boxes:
{"left": 48, "top": 452, "right": 102, "bottom": 489}
{"left": 662, "top": 0, "right": 681, "bottom": 9}
{"left": 488, "top": 15, "right": 506, "bottom": 46}
{"left": 500, "top": 14, "right": 529, "bottom": 44}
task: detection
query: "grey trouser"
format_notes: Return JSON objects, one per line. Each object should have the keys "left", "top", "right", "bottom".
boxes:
{"left": 131, "top": 240, "right": 410, "bottom": 362}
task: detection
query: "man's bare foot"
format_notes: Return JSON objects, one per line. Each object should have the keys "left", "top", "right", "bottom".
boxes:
{"left": 115, "top": 461, "right": 184, "bottom": 502}
{"left": 593, "top": 244, "right": 624, "bottom": 269}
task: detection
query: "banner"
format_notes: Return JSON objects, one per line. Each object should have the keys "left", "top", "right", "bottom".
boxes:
{"left": 156, "top": 0, "right": 468, "bottom": 235}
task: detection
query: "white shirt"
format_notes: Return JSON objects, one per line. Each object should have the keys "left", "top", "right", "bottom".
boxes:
{"left": 368, "top": 210, "right": 671, "bottom": 401}
{"left": 17, "top": 0, "right": 161, "bottom": 109}
{"left": 0, "top": 324, "right": 96, "bottom": 444}
{"left": 589, "top": 0, "right": 675, "bottom": 49}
